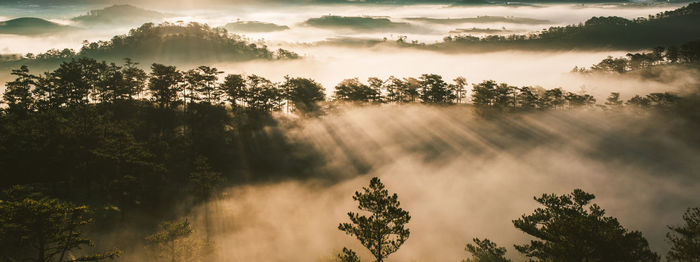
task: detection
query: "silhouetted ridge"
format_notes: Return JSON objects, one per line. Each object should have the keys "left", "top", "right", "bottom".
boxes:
{"left": 0, "top": 17, "right": 73, "bottom": 35}
{"left": 434, "top": 2, "right": 700, "bottom": 51}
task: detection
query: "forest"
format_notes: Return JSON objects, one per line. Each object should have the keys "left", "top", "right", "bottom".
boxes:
{"left": 0, "top": 22, "right": 299, "bottom": 73}
{"left": 1, "top": 1, "right": 700, "bottom": 261}
{"left": 1, "top": 52, "right": 699, "bottom": 261}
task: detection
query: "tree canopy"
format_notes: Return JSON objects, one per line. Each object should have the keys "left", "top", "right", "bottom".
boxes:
{"left": 666, "top": 207, "right": 700, "bottom": 262}
{"left": 513, "top": 189, "right": 660, "bottom": 262}
{"left": 339, "top": 177, "right": 411, "bottom": 262}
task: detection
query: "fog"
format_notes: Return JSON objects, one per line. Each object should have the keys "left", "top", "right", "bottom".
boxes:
{"left": 169, "top": 104, "right": 700, "bottom": 261}
{"left": 211, "top": 46, "right": 699, "bottom": 98}
{"left": 2, "top": 2, "right": 699, "bottom": 261}
{"left": 0, "top": 2, "right": 690, "bottom": 96}
{"left": 0, "top": 3, "right": 683, "bottom": 53}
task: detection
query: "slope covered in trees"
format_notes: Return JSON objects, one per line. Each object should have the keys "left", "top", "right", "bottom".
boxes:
{"left": 433, "top": 2, "right": 700, "bottom": 51}
{"left": 0, "top": 17, "right": 75, "bottom": 36}
{"left": 407, "top": 16, "right": 550, "bottom": 25}
{"left": 0, "top": 22, "right": 299, "bottom": 72}
{"left": 224, "top": 21, "right": 290, "bottom": 33}
{"left": 304, "top": 15, "right": 424, "bottom": 33}
{"left": 573, "top": 40, "right": 700, "bottom": 74}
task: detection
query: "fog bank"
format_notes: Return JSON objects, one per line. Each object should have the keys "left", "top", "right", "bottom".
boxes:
{"left": 180, "top": 105, "right": 700, "bottom": 261}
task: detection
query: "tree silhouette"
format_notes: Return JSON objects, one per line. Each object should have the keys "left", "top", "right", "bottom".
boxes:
{"left": 244, "top": 75, "right": 282, "bottom": 112}
{"left": 334, "top": 78, "right": 379, "bottom": 103}
{"left": 188, "top": 156, "right": 224, "bottom": 242}
{"left": 513, "top": 189, "right": 659, "bottom": 262}
{"left": 219, "top": 74, "right": 246, "bottom": 108}
{"left": 148, "top": 63, "right": 182, "bottom": 109}
{"left": 367, "top": 77, "right": 385, "bottom": 103}
{"left": 666, "top": 207, "right": 700, "bottom": 262}
{"left": 185, "top": 66, "right": 223, "bottom": 106}
{"left": 451, "top": 76, "right": 467, "bottom": 104}
{"left": 282, "top": 76, "right": 325, "bottom": 113}
{"left": 516, "top": 86, "right": 539, "bottom": 111}
{"left": 339, "top": 177, "right": 410, "bottom": 262}
{"left": 336, "top": 247, "right": 361, "bottom": 262}
{"left": 627, "top": 95, "right": 652, "bottom": 108}
{"left": 472, "top": 80, "right": 497, "bottom": 107}
{"left": 0, "top": 186, "right": 121, "bottom": 262}
{"left": 121, "top": 58, "right": 147, "bottom": 100}
{"left": 463, "top": 238, "right": 511, "bottom": 262}
{"left": 419, "top": 74, "right": 454, "bottom": 104}
{"left": 2, "top": 65, "right": 36, "bottom": 115}
{"left": 605, "top": 92, "right": 624, "bottom": 109}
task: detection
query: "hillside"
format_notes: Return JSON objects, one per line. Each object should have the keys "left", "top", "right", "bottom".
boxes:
{"left": 0, "top": 22, "right": 299, "bottom": 71}
{"left": 434, "top": 2, "right": 700, "bottom": 51}
{"left": 224, "top": 21, "right": 290, "bottom": 33}
{"left": 0, "top": 17, "right": 74, "bottom": 35}
{"left": 304, "top": 15, "right": 426, "bottom": 33}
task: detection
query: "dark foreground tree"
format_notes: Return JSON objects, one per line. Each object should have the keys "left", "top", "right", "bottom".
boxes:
{"left": 513, "top": 189, "right": 659, "bottom": 262}
{"left": 339, "top": 177, "right": 410, "bottom": 262}
{"left": 463, "top": 238, "right": 511, "bottom": 262}
{"left": 666, "top": 207, "right": 700, "bottom": 262}
{"left": 0, "top": 186, "right": 120, "bottom": 262}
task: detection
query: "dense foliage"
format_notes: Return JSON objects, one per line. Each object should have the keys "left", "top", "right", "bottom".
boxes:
{"left": 0, "top": 22, "right": 298, "bottom": 70}
{"left": 0, "top": 59, "right": 330, "bottom": 261}
{"left": 0, "top": 186, "right": 121, "bottom": 262}
{"left": 574, "top": 40, "right": 700, "bottom": 74}
{"left": 666, "top": 207, "right": 700, "bottom": 262}
{"left": 338, "top": 177, "right": 411, "bottom": 262}
{"left": 512, "top": 189, "right": 660, "bottom": 261}
{"left": 1, "top": 59, "right": 697, "bottom": 261}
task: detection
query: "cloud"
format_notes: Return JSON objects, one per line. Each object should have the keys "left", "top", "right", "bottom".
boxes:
{"left": 177, "top": 103, "right": 700, "bottom": 261}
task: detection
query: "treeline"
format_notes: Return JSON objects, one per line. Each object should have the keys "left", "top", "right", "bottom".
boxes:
{"left": 0, "top": 57, "right": 686, "bottom": 212}
{"left": 574, "top": 40, "right": 700, "bottom": 73}
{"left": 0, "top": 22, "right": 298, "bottom": 70}
{"left": 437, "top": 3, "right": 700, "bottom": 50}
{"left": 2, "top": 58, "right": 684, "bottom": 116}
{"left": 331, "top": 75, "right": 680, "bottom": 112}
{"left": 0, "top": 60, "right": 697, "bottom": 261}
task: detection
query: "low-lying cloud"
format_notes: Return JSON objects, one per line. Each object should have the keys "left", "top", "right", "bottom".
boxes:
{"left": 181, "top": 104, "right": 700, "bottom": 261}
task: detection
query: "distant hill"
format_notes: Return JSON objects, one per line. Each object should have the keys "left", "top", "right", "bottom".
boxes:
{"left": 224, "top": 21, "right": 290, "bottom": 33}
{"left": 449, "top": 27, "right": 515, "bottom": 34}
{"left": 432, "top": 2, "right": 700, "bottom": 51}
{"left": 0, "top": 17, "right": 74, "bottom": 35}
{"left": 71, "top": 4, "right": 167, "bottom": 26}
{"left": 407, "top": 16, "right": 551, "bottom": 25}
{"left": 0, "top": 22, "right": 299, "bottom": 71}
{"left": 304, "top": 15, "right": 428, "bottom": 33}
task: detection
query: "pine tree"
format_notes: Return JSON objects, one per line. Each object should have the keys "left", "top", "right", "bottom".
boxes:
{"left": 338, "top": 177, "right": 410, "bottom": 262}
